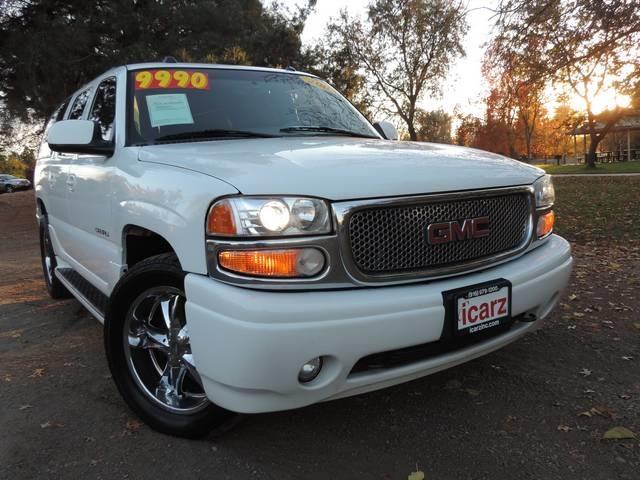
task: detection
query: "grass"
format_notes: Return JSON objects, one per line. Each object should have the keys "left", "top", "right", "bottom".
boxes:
{"left": 552, "top": 176, "right": 640, "bottom": 244}
{"left": 540, "top": 161, "right": 640, "bottom": 175}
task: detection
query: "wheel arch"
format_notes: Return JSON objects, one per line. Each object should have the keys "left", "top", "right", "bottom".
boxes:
{"left": 36, "top": 197, "right": 47, "bottom": 219}
{"left": 122, "top": 224, "right": 181, "bottom": 270}
{"left": 115, "top": 197, "right": 210, "bottom": 277}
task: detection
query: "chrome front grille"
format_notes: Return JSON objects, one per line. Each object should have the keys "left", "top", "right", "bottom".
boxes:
{"left": 347, "top": 192, "right": 532, "bottom": 275}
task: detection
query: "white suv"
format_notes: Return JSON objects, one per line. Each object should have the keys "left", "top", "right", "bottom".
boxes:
{"left": 35, "top": 62, "right": 572, "bottom": 437}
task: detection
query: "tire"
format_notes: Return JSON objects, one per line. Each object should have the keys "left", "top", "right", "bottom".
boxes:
{"left": 104, "top": 253, "right": 236, "bottom": 438}
{"left": 39, "top": 216, "right": 71, "bottom": 299}
{"left": 6, "top": 185, "right": 14, "bottom": 193}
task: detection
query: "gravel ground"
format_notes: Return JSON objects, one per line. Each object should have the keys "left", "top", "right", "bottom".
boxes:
{"left": 0, "top": 183, "right": 638, "bottom": 480}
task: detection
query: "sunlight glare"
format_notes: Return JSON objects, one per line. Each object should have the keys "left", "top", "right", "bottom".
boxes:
{"left": 568, "top": 89, "right": 631, "bottom": 115}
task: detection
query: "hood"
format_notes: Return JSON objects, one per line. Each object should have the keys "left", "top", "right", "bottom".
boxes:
{"left": 138, "top": 137, "right": 543, "bottom": 200}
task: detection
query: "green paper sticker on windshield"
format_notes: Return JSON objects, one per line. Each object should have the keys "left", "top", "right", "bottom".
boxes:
{"left": 146, "top": 93, "right": 194, "bottom": 128}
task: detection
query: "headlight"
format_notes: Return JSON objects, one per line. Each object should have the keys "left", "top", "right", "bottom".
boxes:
{"left": 207, "top": 196, "right": 332, "bottom": 236}
{"left": 533, "top": 175, "right": 555, "bottom": 208}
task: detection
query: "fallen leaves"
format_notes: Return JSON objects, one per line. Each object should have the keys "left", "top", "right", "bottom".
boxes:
{"left": 40, "top": 421, "right": 64, "bottom": 429}
{"left": 0, "top": 328, "right": 23, "bottom": 339}
{"left": 125, "top": 419, "right": 144, "bottom": 431}
{"left": 18, "top": 404, "right": 32, "bottom": 411}
{"left": 407, "top": 471, "right": 425, "bottom": 480}
{"left": 29, "top": 368, "right": 45, "bottom": 378}
{"left": 603, "top": 427, "right": 636, "bottom": 440}
{"left": 578, "top": 405, "right": 616, "bottom": 419}
{"left": 579, "top": 368, "right": 592, "bottom": 377}
{"left": 115, "top": 419, "right": 145, "bottom": 438}
{"left": 557, "top": 425, "right": 571, "bottom": 432}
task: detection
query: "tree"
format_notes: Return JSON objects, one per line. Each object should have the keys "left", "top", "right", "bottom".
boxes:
{"left": 483, "top": 86, "right": 518, "bottom": 157}
{"left": 302, "top": 42, "right": 373, "bottom": 118}
{"left": 413, "top": 109, "right": 452, "bottom": 143}
{"left": 455, "top": 114, "right": 482, "bottom": 148}
{"left": 0, "top": 0, "right": 313, "bottom": 124}
{"left": 0, "top": 149, "right": 35, "bottom": 178}
{"left": 490, "top": 0, "right": 640, "bottom": 167}
{"left": 328, "top": 0, "right": 468, "bottom": 140}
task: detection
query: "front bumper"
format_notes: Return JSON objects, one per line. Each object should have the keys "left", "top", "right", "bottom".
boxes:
{"left": 185, "top": 234, "right": 572, "bottom": 413}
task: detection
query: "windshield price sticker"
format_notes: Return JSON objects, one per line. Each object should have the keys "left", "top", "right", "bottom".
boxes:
{"left": 145, "top": 93, "right": 194, "bottom": 128}
{"left": 135, "top": 70, "right": 210, "bottom": 90}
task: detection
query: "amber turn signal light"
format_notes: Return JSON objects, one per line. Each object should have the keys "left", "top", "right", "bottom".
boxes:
{"left": 537, "top": 210, "right": 555, "bottom": 238}
{"left": 218, "top": 248, "right": 325, "bottom": 278}
{"left": 207, "top": 200, "right": 236, "bottom": 235}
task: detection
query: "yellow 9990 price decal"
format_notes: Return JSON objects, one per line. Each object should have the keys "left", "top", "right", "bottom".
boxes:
{"left": 134, "top": 70, "right": 210, "bottom": 90}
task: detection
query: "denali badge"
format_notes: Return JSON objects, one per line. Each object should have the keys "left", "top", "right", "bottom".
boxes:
{"left": 426, "top": 216, "right": 490, "bottom": 245}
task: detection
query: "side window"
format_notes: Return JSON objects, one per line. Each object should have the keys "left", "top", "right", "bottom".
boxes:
{"left": 55, "top": 97, "right": 71, "bottom": 121}
{"left": 43, "top": 97, "right": 71, "bottom": 135}
{"left": 68, "top": 89, "right": 91, "bottom": 120}
{"left": 89, "top": 77, "right": 117, "bottom": 142}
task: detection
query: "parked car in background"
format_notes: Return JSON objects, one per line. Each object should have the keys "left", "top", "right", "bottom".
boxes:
{"left": 0, "top": 174, "right": 31, "bottom": 193}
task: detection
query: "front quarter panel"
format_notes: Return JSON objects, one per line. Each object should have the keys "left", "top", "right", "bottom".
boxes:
{"left": 112, "top": 148, "right": 238, "bottom": 284}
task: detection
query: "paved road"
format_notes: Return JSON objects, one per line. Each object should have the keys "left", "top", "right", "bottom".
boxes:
{"left": 1, "top": 190, "right": 638, "bottom": 480}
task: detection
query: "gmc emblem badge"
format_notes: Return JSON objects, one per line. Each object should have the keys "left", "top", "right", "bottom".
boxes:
{"left": 426, "top": 216, "right": 490, "bottom": 245}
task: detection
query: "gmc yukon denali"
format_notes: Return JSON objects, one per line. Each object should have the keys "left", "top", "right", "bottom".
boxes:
{"left": 35, "top": 63, "right": 573, "bottom": 437}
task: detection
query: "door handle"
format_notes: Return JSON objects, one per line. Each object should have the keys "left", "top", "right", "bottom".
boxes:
{"left": 66, "top": 174, "right": 77, "bottom": 191}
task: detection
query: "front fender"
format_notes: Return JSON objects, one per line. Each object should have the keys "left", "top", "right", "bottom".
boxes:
{"left": 114, "top": 155, "right": 238, "bottom": 281}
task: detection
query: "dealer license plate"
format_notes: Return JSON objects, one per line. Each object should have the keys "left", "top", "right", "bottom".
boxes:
{"left": 453, "top": 280, "right": 512, "bottom": 336}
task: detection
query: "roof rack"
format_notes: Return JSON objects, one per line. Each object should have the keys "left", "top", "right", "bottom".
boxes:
{"left": 162, "top": 56, "right": 178, "bottom": 63}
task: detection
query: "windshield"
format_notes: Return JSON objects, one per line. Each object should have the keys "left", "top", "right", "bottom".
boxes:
{"left": 127, "top": 68, "right": 379, "bottom": 145}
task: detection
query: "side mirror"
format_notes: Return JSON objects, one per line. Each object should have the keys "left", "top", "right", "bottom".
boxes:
{"left": 47, "top": 120, "right": 114, "bottom": 156}
{"left": 373, "top": 121, "right": 399, "bottom": 141}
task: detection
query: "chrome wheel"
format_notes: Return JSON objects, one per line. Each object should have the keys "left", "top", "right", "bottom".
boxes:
{"left": 124, "top": 287, "right": 209, "bottom": 414}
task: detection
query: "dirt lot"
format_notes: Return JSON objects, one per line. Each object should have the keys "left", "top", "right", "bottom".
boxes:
{"left": 1, "top": 178, "right": 639, "bottom": 480}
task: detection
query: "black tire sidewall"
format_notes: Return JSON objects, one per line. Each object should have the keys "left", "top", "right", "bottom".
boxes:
{"left": 39, "top": 217, "right": 70, "bottom": 299}
{"left": 104, "top": 254, "right": 234, "bottom": 438}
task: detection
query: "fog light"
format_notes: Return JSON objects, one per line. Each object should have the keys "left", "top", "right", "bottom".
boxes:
{"left": 298, "top": 357, "right": 323, "bottom": 383}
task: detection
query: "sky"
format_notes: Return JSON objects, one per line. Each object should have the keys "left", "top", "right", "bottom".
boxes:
{"left": 277, "top": 0, "right": 632, "bottom": 121}
{"left": 277, "top": 0, "right": 498, "bottom": 118}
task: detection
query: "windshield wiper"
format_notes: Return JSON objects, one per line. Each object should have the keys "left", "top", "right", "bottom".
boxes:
{"left": 280, "top": 126, "right": 378, "bottom": 139}
{"left": 154, "top": 129, "right": 278, "bottom": 143}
